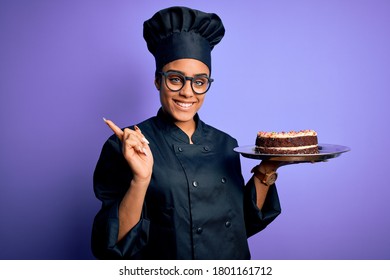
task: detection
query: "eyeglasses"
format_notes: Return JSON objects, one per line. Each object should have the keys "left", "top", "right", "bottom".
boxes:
{"left": 159, "top": 71, "right": 214, "bottom": 95}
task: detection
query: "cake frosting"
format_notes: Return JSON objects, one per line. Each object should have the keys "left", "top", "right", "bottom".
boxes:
{"left": 255, "top": 130, "right": 319, "bottom": 154}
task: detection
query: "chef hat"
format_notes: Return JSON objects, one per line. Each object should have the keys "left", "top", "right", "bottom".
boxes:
{"left": 143, "top": 6, "right": 225, "bottom": 72}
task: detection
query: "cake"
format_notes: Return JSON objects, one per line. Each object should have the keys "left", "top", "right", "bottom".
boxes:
{"left": 255, "top": 130, "right": 319, "bottom": 154}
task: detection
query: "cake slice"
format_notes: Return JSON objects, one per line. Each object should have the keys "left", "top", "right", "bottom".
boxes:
{"left": 255, "top": 130, "right": 319, "bottom": 154}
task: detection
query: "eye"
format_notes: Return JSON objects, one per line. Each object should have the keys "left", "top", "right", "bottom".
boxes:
{"left": 193, "top": 77, "right": 208, "bottom": 87}
{"left": 167, "top": 74, "right": 184, "bottom": 85}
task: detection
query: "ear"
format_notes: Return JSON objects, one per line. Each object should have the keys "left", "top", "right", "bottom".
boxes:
{"left": 154, "top": 78, "right": 161, "bottom": 91}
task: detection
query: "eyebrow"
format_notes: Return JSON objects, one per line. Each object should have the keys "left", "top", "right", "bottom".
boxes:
{"left": 166, "top": 69, "right": 209, "bottom": 77}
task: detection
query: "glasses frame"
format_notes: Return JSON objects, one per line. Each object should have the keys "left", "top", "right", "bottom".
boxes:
{"left": 159, "top": 71, "right": 214, "bottom": 95}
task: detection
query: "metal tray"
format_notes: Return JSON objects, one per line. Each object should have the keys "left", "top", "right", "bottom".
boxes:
{"left": 234, "top": 143, "right": 350, "bottom": 162}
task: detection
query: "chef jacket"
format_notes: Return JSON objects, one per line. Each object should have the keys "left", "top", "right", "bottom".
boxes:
{"left": 92, "top": 108, "right": 281, "bottom": 259}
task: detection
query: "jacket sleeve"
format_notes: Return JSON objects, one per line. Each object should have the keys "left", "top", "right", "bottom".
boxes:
{"left": 244, "top": 177, "right": 281, "bottom": 237}
{"left": 91, "top": 136, "right": 150, "bottom": 259}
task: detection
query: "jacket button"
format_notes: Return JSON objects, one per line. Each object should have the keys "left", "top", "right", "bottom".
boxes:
{"left": 225, "top": 221, "right": 231, "bottom": 228}
{"left": 196, "top": 227, "right": 203, "bottom": 234}
{"left": 178, "top": 147, "right": 183, "bottom": 152}
{"left": 192, "top": 181, "right": 199, "bottom": 187}
{"left": 221, "top": 177, "right": 227, "bottom": 183}
{"left": 203, "top": 146, "right": 210, "bottom": 151}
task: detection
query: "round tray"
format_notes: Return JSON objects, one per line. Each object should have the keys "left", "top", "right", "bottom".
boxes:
{"left": 234, "top": 143, "right": 350, "bottom": 162}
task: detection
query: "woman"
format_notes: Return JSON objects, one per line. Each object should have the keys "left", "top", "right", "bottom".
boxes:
{"left": 92, "top": 6, "right": 282, "bottom": 260}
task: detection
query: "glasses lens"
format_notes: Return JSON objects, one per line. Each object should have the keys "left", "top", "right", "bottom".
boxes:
{"left": 165, "top": 72, "right": 184, "bottom": 91}
{"left": 192, "top": 75, "right": 210, "bottom": 94}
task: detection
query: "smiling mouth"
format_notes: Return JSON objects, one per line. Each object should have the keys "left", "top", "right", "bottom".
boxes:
{"left": 175, "top": 101, "right": 194, "bottom": 109}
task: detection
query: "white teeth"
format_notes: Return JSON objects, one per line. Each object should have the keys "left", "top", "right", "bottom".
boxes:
{"left": 176, "top": 101, "right": 193, "bottom": 108}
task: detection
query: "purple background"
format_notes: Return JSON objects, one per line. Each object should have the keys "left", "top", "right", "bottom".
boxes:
{"left": 1, "top": 0, "right": 389, "bottom": 260}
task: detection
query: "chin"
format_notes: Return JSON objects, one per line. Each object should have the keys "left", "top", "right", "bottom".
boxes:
{"left": 172, "top": 111, "right": 196, "bottom": 122}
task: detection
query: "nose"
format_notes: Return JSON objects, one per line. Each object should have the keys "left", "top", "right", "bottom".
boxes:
{"left": 179, "top": 79, "right": 194, "bottom": 97}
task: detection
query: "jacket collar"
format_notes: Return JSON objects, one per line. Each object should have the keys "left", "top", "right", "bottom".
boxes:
{"left": 155, "top": 108, "right": 204, "bottom": 144}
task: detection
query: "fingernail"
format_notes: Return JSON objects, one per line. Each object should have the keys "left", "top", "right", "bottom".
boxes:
{"left": 103, "top": 117, "right": 107, "bottom": 122}
{"left": 142, "top": 147, "right": 148, "bottom": 157}
{"left": 142, "top": 137, "right": 150, "bottom": 145}
{"left": 138, "top": 146, "right": 148, "bottom": 156}
{"left": 134, "top": 125, "right": 141, "bottom": 131}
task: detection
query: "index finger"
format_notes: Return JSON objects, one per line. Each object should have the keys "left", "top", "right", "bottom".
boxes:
{"left": 103, "top": 118, "right": 124, "bottom": 140}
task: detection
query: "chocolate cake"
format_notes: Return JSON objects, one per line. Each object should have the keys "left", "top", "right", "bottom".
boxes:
{"left": 255, "top": 130, "right": 319, "bottom": 154}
